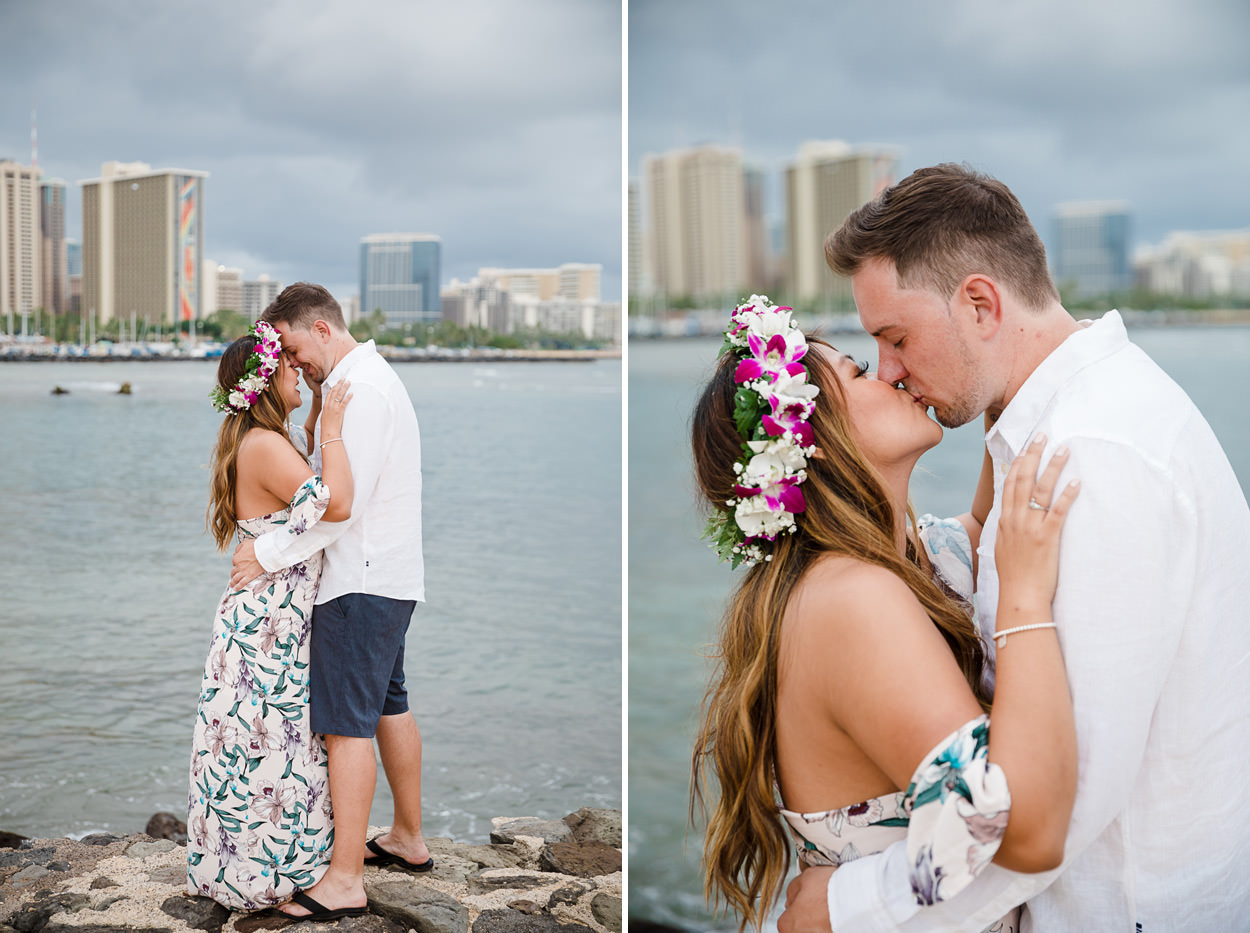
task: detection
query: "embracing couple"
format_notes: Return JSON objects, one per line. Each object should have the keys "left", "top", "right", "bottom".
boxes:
{"left": 187, "top": 283, "right": 433, "bottom": 920}
{"left": 692, "top": 165, "right": 1250, "bottom": 931}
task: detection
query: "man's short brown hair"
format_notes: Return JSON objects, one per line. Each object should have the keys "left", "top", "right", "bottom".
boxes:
{"left": 261, "top": 282, "right": 347, "bottom": 331}
{"left": 825, "top": 163, "right": 1060, "bottom": 310}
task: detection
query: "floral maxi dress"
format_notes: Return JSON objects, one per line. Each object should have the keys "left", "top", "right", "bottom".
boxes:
{"left": 187, "top": 477, "right": 334, "bottom": 909}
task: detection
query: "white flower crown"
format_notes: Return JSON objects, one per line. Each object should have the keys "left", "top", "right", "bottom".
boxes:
{"left": 704, "top": 295, "right": 820, "bottom": 568}
{"left": 209, "top": 320, "right": 283, "bottom": 414}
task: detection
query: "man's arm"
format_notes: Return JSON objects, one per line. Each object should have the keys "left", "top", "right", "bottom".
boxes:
{"left": 232, "top": 383, "right": 391, "bottom": 581}
{"left": 782, "top": 439, "right": 1187, "bottom": 932}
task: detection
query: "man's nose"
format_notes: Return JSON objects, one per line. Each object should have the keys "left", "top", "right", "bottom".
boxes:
{"left": 876, "top": 350, "right": 907, "bottom": 387}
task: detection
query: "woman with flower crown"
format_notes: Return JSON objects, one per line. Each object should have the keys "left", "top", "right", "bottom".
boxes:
{"left": 690, "top": 297, "right": 1081, "bottom": 932}
{"left": 187, "top": 323, "right": 355, "bottom": 910}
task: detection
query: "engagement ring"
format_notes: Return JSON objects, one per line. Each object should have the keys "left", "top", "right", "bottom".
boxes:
{"left": 1028, "top": 498, "right": 1048, "bottom": 511}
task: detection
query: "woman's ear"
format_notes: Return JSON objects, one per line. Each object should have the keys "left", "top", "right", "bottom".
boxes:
{"left": 808, "top": 446, "right": 825, "bottom": 460}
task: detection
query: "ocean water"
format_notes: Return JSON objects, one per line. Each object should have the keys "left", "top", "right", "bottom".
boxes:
{"left": 0, "top": 357, "right": 622, "bottom": 843}
{"left": 627, "top": 325, "right": 1250, "bottom": 931}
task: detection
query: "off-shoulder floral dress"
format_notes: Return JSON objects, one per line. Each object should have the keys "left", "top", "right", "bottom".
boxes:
{"left": 778, "top": 516, "right": 1021, "bottom": 933}
{"left": 186, "top": 477, "right": 334, "bottom": 910}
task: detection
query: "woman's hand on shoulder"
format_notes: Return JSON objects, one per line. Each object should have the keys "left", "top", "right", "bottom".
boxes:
{"left": 319, "top": 379, "right": 353, "bottom": 439}
{"left": 995, "top": 434, "right": 1081, "bottom": 607}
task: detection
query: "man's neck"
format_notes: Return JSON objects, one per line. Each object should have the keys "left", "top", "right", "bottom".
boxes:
{"left": 998, "top": 303, "right": 1080, "bottom": 411}
{"left": 326, "top": 334, "right": 362, "bottom": 376}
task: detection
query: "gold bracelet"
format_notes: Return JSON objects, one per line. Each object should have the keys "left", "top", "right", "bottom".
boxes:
{"left": 994, "top": 622, "right": 1057, "bottom": 649}
{"left": 319, "top": 437, "right": 343, "bottom": 450}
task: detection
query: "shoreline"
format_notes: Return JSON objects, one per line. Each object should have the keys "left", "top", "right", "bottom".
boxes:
{"left": 0, "top": 807, "right": 621, "bottom": 933}
{"left": 0, "top": 346, "right": 621, "bottom": 363}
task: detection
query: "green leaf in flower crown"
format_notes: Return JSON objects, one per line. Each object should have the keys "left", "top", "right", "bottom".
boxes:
{"left": 733, "top": 386, "right": 767, "bottom": 439}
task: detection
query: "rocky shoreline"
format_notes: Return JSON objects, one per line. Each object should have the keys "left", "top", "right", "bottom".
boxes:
{"left": 0, "top": 809, "right": 621, "bottom": 933}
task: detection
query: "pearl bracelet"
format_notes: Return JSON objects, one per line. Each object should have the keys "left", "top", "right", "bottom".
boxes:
{"left": 994, "top": 622, "right": 1057, "bottom": 649}
{"left": 319, "top": 437, "right": 343, "bottom": 450}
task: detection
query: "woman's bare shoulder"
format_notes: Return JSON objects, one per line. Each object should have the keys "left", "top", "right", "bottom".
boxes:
{"left": 790, "top": 555, "right": 921, "bottom": 630}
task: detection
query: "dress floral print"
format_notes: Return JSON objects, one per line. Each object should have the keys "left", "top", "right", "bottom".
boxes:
{"left": 187, "top": 477, "right": 333, "bottom": 909}
{"left": 777, "top": 517, "right": 1020, "bottom": 932}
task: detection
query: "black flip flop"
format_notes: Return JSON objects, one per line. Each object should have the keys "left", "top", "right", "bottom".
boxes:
{"left": 365, "top": 837, "right": 434, "bottom": 873}
{"left": 285, "top": 890, "right": 366, "bottom": 922}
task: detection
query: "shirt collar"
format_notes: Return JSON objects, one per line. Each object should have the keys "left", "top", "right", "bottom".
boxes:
{"left": 323, "top": 339, "right": 376, "bottom": 387}
{"left": 986, "top": 310, "right": 1129, "bottom": 459}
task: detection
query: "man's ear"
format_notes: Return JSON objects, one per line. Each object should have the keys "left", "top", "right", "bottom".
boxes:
{"left": 312, "top": 319, "right": 333, "bottom": 342}
{"left": 959, "top": 274, "right": 1003, "bottom": 339}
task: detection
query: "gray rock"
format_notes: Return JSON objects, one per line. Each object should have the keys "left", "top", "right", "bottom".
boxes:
{"left": 0, "top": 832, "right": 29, "bottom": 850}
{"left": 146, "top": 867, "right": 188, "bottom": 886}
{"left": 79, "top": 835, "right": 122, "bottom": 847}
{"left": 158, "top": 895, "right": 230, "bottom": 932}
{"left": 89, "top": 877, "right": 119, "bottom": 890}
{"left": 125, "top": 840, "right": 176, "bottom": 859}
{"left": 489, "top": 819, "right": 572, "bottom": 846}
{"left": 285, "top": 918, "right": 406, "bottom": 933}
{"left": 505, "top": 900, "right": 542, "bottom": 915}
{"left": 589, "top": 894, "right": 621, "bottom": 932}
{"left": 537, "top": 842, "right": 621, "bottom": 878}
{"left": 433, "top": 842, "right": 523, "bottom": 870}
{"left": 471, "top": 909, "right": 594, "bottom": 933}
{"left": 45, "top": 862, "right": 71, "bottom": 873}
{"left": 8, "top": 894, "right": 91, "bottom": 932}
{"left": 0, "top": 847, "right": 56, "bottom": 870}
{"left": 145, "top": 815, "right": 188, "bottom": 846}
{"left": 365, "top": 879, "right": 469, "bottom": 933}
{"left": 466, "top": 870, "right": 555, "bottom": 895}
{"left": 10, "top": 866, "right": 51, "bottom": 887}
{"left": 562, "top": 810, "right": 621, "bottom": 849}
{"left": 548, "top": 883, "right": 590, "bottom": 908}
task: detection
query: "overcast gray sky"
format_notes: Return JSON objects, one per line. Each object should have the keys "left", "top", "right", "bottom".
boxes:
{"left": 0, "top": 0, "right": 622, "bottom": 304}
{"left": 629, "top": 0, "right": 1250, "bottom": 256}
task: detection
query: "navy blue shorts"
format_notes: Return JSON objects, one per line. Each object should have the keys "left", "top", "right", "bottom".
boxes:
{"left": 309, "top": 593, "right": 417, "bottom": 738}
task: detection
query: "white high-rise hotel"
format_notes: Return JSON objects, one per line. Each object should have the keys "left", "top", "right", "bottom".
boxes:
{"left": 81, "top": 161, "right": 207, "bottom": 324}
{"left": 0, "top": 159, "right": 42, "bottom": 325}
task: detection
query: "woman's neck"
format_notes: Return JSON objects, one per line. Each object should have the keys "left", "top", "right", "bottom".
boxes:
{"left": 876, "top": 458, "right": 919, "bottom": 558}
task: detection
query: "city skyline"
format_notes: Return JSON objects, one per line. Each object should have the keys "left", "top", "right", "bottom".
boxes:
{"left": 0, "top": 0, "right": 622, "bottom": 306}
{"left": 630, "top": 0, "right": 1250, "bottom": 259}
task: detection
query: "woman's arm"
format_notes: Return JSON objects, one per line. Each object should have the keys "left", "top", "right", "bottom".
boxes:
{"left": 984, "top": 435, "right": 1080, "bottom": 871}
{"left": 955, "top": 411, "right": 998, "bottom": 569}
{"left": 301, "top": 377, "right": 323, "bottom": 455}
{"left": 313, "top": 379, "right": 353, "bottom": 522}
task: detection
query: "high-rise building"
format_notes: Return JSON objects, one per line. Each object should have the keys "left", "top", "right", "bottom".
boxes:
{"left": 212, "top": 266, "right": 242, "bottom": 314}
{"left": 785, "top": 141, "right": 898, "bottom": 306}
{"left": 242, "top": 275, "right": 282, "bottom": 321}
{"left": 0, "top": 159, "right": 42, "bottom": 325}
{"left": 359, "top": 233, "right": 441, "bottom": 328}
{"left": 479, "top": 263, "right": 601, "bottom": 302}
{"left": 1052, "top": 201, "right": 1133, "bottom": 299}
{"left": 40, "top": 178, "right": 67, "bottom": 316}
{"left": 81, "top": 161, "right": 207, "bottom": 325}
{"left": 642, "top": 144, "right": 747, "bottom": 302}
{"left": 627, "top": 181, "right": 645, "bottom": 298}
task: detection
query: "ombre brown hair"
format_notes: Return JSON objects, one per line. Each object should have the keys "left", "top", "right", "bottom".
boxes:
{"left": 261, "top": 281, "right": 347, "bottom": 332}
{"left": 689, "top": 337, "right": 991, "bottom": 931}
{"left": 206, "top": 336, "right": 302, "bottom": 550}
{"left": 825, "top": 162, "right": 1060, "bottom": 311}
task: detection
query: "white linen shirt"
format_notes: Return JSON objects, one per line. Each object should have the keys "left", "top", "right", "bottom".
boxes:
{"left": 825, "top": 311, "right": 1250, "bottom": 931}
{"left": 254, "top": 340, "right": 424, "bottom": 604}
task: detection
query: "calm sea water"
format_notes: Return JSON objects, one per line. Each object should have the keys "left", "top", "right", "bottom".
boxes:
{"left": 627, "top": 325, "right": 1250, "bottom": 931}
{"left": 0, "top": 357, "right": 621, "bottom": 843}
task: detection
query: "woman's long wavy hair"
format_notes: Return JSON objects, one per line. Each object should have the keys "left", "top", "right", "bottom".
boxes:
{"left": 206, "top": 337, "right": 300, "bottom": 550}
{"left": 689, "top": 337, "right": 991, "bottom": 931}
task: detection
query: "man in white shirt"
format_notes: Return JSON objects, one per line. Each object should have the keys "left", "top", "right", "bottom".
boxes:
{"left": 229, "top": 283, "right": 430, "bottom": 920}
{"left": 778, "top": 164, "right": 1250, "bottom": 931}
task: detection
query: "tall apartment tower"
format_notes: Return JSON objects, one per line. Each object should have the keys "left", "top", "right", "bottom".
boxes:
{"left": 627, "top": 181, "right": 645, "bottom": 298}
{"left": 359, "top": 233, "right": 441, "bottom": 328}
{"left": 642, "top": 144, "right": 747, "bottom": 302}
{"left": 242, "top": 275, "right": 282, "bottom": 321}
{"left": 0, "top": 159, "right": 42, "bottom": 325}
{"left": 40, "top": 178, "right": 67, "bottom": 316}
{"left": 81, "top": 161, "right": 207, "bottom": 325}
{"left": 1052, "top": 201, "right": 1132, "bottom": 299}
{"left": 785, "top": 141, "right": 898, "bottom": 306}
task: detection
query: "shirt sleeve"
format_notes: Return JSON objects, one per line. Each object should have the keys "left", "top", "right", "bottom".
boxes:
{"left": 827, "top": 436, "right": 1190, "bottom": 930}
{"left": 253, "top": 382, "right": 393, "bottom": 573}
